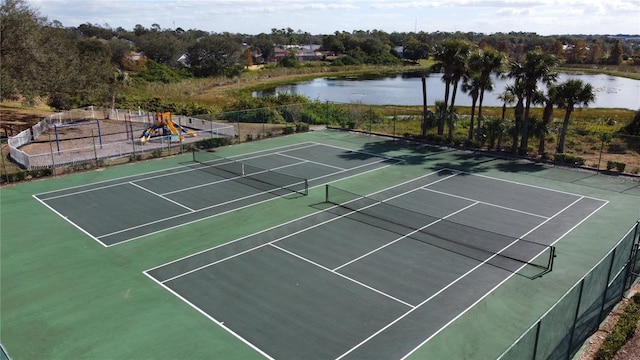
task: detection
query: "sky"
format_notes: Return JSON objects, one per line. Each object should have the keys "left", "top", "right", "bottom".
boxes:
{"left": 29, "top": 0, "right": 640, "bottom": 36}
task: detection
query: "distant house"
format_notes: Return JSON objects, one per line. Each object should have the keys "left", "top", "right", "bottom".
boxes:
{"left": 271, "top": 45, "right": 321, "bottom": 62}
{"left": 177, "top": 53, "right": 189, "bottom": 67}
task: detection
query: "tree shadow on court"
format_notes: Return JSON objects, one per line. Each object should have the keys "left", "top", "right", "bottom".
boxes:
{"left": 343, "top": 140, "right": 458, "bottom": 165}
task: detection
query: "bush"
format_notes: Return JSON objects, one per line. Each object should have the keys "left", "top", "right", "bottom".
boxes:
{"left": 296, "top": 123, "right": 310, "bottom": 133}
{"left": 283, "top": 126, "right": 294, "bottom": 135}
{"left": 554, "top": 153, "right": 586, "bottom": 166}
{"left": 194, "top": 137, "right": 231, "bottom": 150}
{"left": 606, "top": 161, "right": 627, "bottom": 172}
{"left": 594, "top": 294, "right": 640, "bottom": 360}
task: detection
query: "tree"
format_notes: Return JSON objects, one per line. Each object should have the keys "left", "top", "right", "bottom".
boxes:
{"left": 431, "top": 39, "right": 473, "bottom": 137}
{"left": 622, "top": 110, "right": 640, "bottom": 136}
{"left": 0, "top": 0, "right": 46, "bottom": 103}
{"left": 403, "top": 36, "right": 429, "bottom": 64}
{"left": 608, "top": 40, "right": 624, "bottom": 65}
{"left": 462, "top": 73, "right": 480, "bottom": 140}
{"left": 471, "top": 47, "right": 505, "bottom": 140}
{"left": 555, "top": 79, "right": 596, "bottom": 154}
{"left": 566, "top": 38, "right": 587, "bottom": 64}
{"left": 503, "top": 82, "right": 525, "bottom": 153}
{"left": 508, "top": 50, "right": 558, "bottom": 154}
{"left": 186, "top": 34, "right": 243, "bottom": 77}
{"left": 536, "top": 87, "right": 555, "bottom": 157}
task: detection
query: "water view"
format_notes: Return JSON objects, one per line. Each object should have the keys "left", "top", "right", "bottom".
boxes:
{"left": 254, "top": 72, "right": 640, "bottom": 110}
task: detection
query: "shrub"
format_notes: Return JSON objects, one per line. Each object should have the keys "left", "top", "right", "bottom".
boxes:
{"left": 554, "top": 153, "right": 586, "bottom": 166}
{"left": 194, "top": 137, "right": 231, "bottom": 150}
{"left": 283, "top": 126, "right": 294, "bottom": 135}
{"left": 594, "top": 294, "right": 640, "bottom": 360}
{"left": 296, "top": 123, "right": 310, "bottom": 133}
{"left": 606, "top": 161, "right": 627, "bottom": 172}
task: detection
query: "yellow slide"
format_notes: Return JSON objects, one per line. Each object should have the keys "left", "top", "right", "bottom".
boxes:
{"left": 164, "top": 119, "right": 185, "bottom": 142}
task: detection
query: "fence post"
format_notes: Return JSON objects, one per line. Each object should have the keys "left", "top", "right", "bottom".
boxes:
{"left": 567, "top": 279, "right": 585, "bottom": 359}
{"left": 91, "top": 129, "right": 98, "bottom": 166}
{"left": 598, "top": 248, "right": 618, "bottom": 323}
{"left": 1, "top": 139, "right": 9, "bottom": 183}
{"left": 48, "top": 132, "right": 56, "bottom": 172}
{"left": 532, "top": 321, "right": 542, "bottom": 360}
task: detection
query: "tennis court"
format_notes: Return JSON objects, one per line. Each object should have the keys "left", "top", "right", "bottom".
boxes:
{"left": 33, "top": 142, "right": 399, "bottom": 246}
{"left": 3, "top": 129, "right": 639, "bottom": 360}
{"left": 145, "top": 168, "right": 607, "bottom": 359}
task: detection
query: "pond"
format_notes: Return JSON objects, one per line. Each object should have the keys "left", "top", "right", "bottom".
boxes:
{"left": 253, "top": 72, "right": 640, "bottom": 110}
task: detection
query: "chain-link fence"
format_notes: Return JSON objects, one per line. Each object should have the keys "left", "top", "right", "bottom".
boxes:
{"left": 335, "top": 103, "right": 640, "bottom": 176}
{"left": 7, "top": 107, "right": 234, "bottom": 171}
{"left": 4, "top": 103, "right": 639, "bottom": 181}
{"left": 499, "top": 220, "right": 640, "bottom": 360}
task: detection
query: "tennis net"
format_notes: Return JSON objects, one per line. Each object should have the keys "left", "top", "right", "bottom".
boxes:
{"left": 192, "top": 149, "right": 308, "bottom": 196}
{"left": 325, "top": 184, "right": 555, "bottom": 278}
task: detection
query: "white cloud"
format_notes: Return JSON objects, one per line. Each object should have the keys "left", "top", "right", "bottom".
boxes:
{"left": 28, "top": 0, "right": 640, "bottom": 35}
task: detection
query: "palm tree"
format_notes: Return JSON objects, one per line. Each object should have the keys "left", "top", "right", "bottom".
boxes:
{"left": 473, "top": 47, "right": 506, "bottom": 141}
{"left": 431, "top": 39, "right": 473, "bottom": 138}
{"left": 508, "top": 51, "right": 558, "bottom": 154}
{"left": 498, "top": 87, "right": 516, "bottom": 122}
{"left": 537, "top": 86, "right": 557, "bottom": 157}
{"left": 462, "top": 74, "right": 480, "bottom": 140}
{"left": 503, "top": 82, "right": 526, "bottom": 153}
{"left": 483, "top": 117, "right": 508, "bottom": 150}
{"left": 555, "top": 79, "right": 596, "bottom": 153}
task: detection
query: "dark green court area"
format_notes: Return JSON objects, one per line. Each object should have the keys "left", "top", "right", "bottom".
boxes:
{"left": 146, "top": 169, "right": 607, "bottom": 359}
{"left": 33, "top": 142, "right": 399, "bottom": 246}
{"left": 3, "top": 129, "right": 639, "bottom": 360}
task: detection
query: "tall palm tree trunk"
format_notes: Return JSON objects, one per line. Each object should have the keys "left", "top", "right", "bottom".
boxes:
{"left": 448, "top": 81, "right": 459, "bottom": 141}
{"left": 519, "top": 96, "right": 533, "bottom": 154}
{"left": 512, "top": 99, "right": 524, "bottom": 153}
{"left": 557, "top": 104, "right": 574, "bottom": 153}
{"left": 538, "top": 101, "right": 554, "bottom": 156}
{"left": 468, "top": 94, "right": 478, "bottom": 140}
{"left": 476, "top": 87, "right": 486, "bottom": 140}
{"left": 438, "top": 82, "right": 451, "bottom": 135}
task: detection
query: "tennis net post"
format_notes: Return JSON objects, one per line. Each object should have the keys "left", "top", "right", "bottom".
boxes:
{"left": 192, "top": 149, "right": 308, "bottom": 196}
{"left": 324, "top": 184, "right": 555, "bottom": 279}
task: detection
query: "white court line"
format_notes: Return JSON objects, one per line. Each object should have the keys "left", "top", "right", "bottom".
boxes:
{"left": 419, "top": 187, "right": 550, "bottom": 219}
{"left": 103, "top": 150, "right": 402, "bottom": 246}
{"left": 161, "top": 159, "right": 309, "bottom": 195}
{"left": 277, "top": 152, "right": 347, "bottom": 171}
{"left": 270, "top": 243, "right": 415, "bottom": 308}
{"left": 142, "top": 271, "right": 275, "bottom": 360}
{"left": 333, "top": 201, "right": 478, "bottom": 273}
{"left": 400, "top": 196, "right": 610, "bottom": 359}
{"left": 339, "top": 195, "right": 589, "bottom": 360}
{"left": 144, "top": 169, "right": 449, "bottom": 272}
{"left": 128, "top": 182, "right": 195, "bottom": 212}
{"left": 33, "top": 141, "right": 318, "bottom": 198}
{"left": 157, "top": 171, "right": 458, "bottom": 286}
{"left": 441, "top": 167, "right": 608, "bottom": 202}
{"left": 31, "top": 194, "right": 106, "bottom": 247}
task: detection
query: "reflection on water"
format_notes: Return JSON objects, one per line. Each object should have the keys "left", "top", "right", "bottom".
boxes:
{"left": 253, "top": 72, "right": 640, "bottom": 110}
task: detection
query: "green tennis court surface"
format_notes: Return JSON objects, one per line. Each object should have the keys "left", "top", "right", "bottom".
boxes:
{"left": 146, "top": 169, "right": 606, "bottom": 359}
{"left": 2, "top": 129, "right": 638, "bottom": 360}
{"left": 33, "top": 142, "right": 399, "bottom": 246}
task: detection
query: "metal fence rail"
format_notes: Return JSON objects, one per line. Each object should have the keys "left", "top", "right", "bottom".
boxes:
{"left": 498, "top": 220, "right": 640, "bottom": 360}
{"left": 7, "top": 107, "right": 234, "bottom": 170}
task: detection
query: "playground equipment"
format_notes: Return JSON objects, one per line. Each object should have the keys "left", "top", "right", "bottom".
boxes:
{"left": 140, "top": 112, "right": 197, "bottom": 144}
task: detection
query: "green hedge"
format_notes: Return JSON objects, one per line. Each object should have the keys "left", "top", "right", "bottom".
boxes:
{"left": 0, "top": 167, "right": 53, "bottom": 185}
{"left": 606, "top": 161, "right": 627, "bottom": 172}
{"left": 594, "top": 292, "right": 640, "bottom": 360}
{"left": 194, "top": 137, "right": 232, "bottom": 150}
{"left": 554, "top": 153, "right": 586, "bottom": 166}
